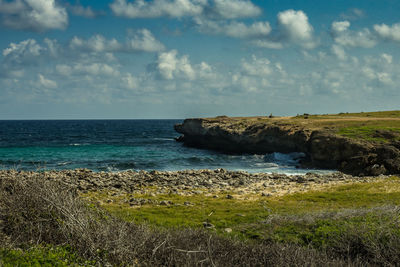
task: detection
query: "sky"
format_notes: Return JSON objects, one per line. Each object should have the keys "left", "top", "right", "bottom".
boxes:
{"left": 0, "top": 0, "right": 399, "bottom": 119}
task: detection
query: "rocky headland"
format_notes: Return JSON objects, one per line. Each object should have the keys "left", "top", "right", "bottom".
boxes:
{"left": 175, "top": 112, "right": 400, "bottom": 176}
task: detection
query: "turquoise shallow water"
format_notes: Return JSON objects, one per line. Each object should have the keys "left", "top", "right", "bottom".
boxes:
{"left": 0, "top": 120, "right": 332, "bottom": 174}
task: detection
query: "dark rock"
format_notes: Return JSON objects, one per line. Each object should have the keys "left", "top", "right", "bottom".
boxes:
{"left": 202, "top": 222, "right": 215, "bottom": 229}
{"left": 174, "top": 118, "right": 400, "bottom": 176}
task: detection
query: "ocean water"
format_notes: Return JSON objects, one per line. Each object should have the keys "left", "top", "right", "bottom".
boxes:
{"left": 0, "top": 120, "right": 332, "bottom": 174}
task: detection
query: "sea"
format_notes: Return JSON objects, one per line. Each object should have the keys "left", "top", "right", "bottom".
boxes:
{"left": 0, "top": 120, "right": 333, "bottom": 175}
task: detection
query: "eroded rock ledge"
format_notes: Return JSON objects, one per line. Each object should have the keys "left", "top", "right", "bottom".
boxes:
{"left": 174, "top": 117, "right": 400, "bottom": 176}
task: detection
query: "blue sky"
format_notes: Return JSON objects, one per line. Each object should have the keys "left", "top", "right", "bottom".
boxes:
{"left": 0, "top": 0, "right": 399, "bottom": 119}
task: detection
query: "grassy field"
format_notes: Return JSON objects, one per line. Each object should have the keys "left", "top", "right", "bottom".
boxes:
{"left": 84, "top": 176, "right": 400, "bottom": 241}
{"left": 2, "top": 175, "right": 400, "bottom": 265}
{"left": 204, "top": 110, "right": 400, "bottom": 144}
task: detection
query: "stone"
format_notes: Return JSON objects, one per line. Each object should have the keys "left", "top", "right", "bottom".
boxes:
{"left": 159, "top": 200, "right": 169, "bottom": 206}
{"left": 202, "top": 222, "right": 215, "bottom": 229}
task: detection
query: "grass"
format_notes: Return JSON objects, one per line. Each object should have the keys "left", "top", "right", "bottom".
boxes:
{"left": 207, "top": 110, "right": 400, "bottom": 143}
{"left": 2, "top": 175, "right": 354, "bottom": 266}
{"left": 0, "top": 245, "right": 95, "bottom": 266}
{"left": 3, "top": 174, "right": 400, "bottom": 265}
{"left": 83, "top": 176, "right": 400, "bottom": 242}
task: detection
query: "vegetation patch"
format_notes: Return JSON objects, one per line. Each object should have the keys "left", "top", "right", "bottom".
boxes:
{"left": 84, "top": 177, "right": 400, "bottom": 242}
{"left": 2, "top": 175, "right": 400, "bottom": 265}
{"left": 0, "top": 245, "right": 95, "bottom": 267}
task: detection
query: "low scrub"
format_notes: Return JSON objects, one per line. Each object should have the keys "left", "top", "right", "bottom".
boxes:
{"left": 1, "top": 175, "right": 400, "bottom": 265}
{"left": 0, "top": 175, "right": 347, "bottom": 266}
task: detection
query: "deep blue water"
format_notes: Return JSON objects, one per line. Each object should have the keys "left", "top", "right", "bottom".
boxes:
{"left": 0, "top": 120, "right": 331, "bottom": 174}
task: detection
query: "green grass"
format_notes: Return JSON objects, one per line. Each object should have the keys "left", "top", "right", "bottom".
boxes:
{"left": 337, "top": 125, "right": 400, "bottom": 142}
{"left": 213, "top": 110, "right": 400, "bottom": 143}
{"left": 84, "top": 177, "right": 400, "bottom": 241}
{"left": 0, "top": 245, "right": 95, "bottom": 266}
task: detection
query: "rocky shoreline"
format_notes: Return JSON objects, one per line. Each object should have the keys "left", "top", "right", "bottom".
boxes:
{"left": 175, "top": 117, "right": 400, "bottom": 176}
{"left": 0, "top": 169, "right": 389, "bottom": 202}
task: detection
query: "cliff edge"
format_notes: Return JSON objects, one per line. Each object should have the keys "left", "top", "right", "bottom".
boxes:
{"left": 175, "top": 112, "right": 400, "bottom": 176}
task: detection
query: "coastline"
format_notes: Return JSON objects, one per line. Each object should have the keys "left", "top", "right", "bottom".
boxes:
{"left": 174, "top": 112, "right": 400, "bottom": 176}
{"left": 1, "top": 168, "right": 389, "bottom": 200}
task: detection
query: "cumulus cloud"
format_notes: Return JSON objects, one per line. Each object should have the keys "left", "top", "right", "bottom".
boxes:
{"left": 251, "top": 40, "right": 284, "bottom": 49}
{"left": 155, "top": 50, "right": 195, "bottom": 80}
{"left": 2, "top": 39, "right": 42, "bottom": 63}
{"left": 381, "top": 53, "right": 393, "bottom": 64}
{"left": 122, "top": 73, "right": 139, "bottom": 89}
{"left": 110, "top": 0, "right": 204, "bottom": 18}
{"left": 151, "top": 49, "right": 214, "bottom": 81}
{"left": 69, "top": 35, "right": 121, "bottom": 52}
{"left": 331, "top": 21, "right": 376, "bottom": 48}
{"left": 195, "top": 18, "right": 271, "bottom": 38}
{"left": 277, "top": 9, "right": 316, "bottom": 48}
{"left": 38, "top": 74, "right": 57, "bottom": 88}
{"left": 208, "top": 0, "right": 261, "bottom": 19}
{"left": 70, "top": 29, "right": 164, "bottom": 53}
{"left": 230, "top": 55, "right": 286, "bottom": 93}
{"left": 374, "top": 23, "right": 400, "bottom": 42}
{"left": 331, "top": 44, "right": 346, "bottom": 60}
{"left": 56, "top": 63, "right": 120, "bottom": 77}
{"left": 126, "top": 29, "right": 165, "bottom": 52}
{"left": 241, "top": 55, "right": 272, "bottom": 76}
{"left": 110, "top": 0, "right": 260, "bottom": 19}
{"left": 67, "top": 2, "right": 98, "bottom": 18}
{"left": 0, "top": 0, "right": 68, "bottom": 31}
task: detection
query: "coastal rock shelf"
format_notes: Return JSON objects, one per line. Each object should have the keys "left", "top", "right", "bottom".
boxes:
{"left": 174, "top": 114, "right": 400, "bottom": 176}
{"left": 0, "top": 169, "right": 380, "bottom": 201}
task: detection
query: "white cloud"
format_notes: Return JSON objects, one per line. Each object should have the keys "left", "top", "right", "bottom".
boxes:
{"left": 122, "top": 73, "right": 139, "bottom": 89}
{"left": 2, "top": 39, "right": 42, "bottom": 63}
{"left": 331, "top": 21, "right": 350, "bottom": 33}
{"left": 331, "top": 22, "right": 376, "bottom": 48}
{"left": 195, "top": 18, "right": 271, "bottom": 38}
{"left": 156, "top": 50, "right": 195, "bottom": 80}
{"left": 152, "top": 49, "right": 216, "bottom": 82}
{"left": 68, "top": 3, "right": 98, "bottom": 18}
{"left": 331, "top": 44, "right": 347, "bottom": 60}
{"left": 38, "top": 74, "right": 57, "bottom": 88}
{"left": 110, "top": 0, "right": 260, "bottom": 19}
{"left": 381, "top": 53, "right": 393, "bottom": 64}
{"left": 43, "top": 38, "right": 59, "bottom": 57}
{"left": 110, "top": 0, "right": 204, "bottom": 18}
{"left": 252, "top": 40, "right": 284, "bottom": 49}
{"left": 126, "top": 29, "right": 165, "bottom": 52}
{"left": 70, "top": 35, "right": 121, "bottom": 52}
{"left": 0, "top": 0, "right": 68, "bottom": 31}
{"left": 277, "top": 9, "right": 315, "bottom": 48}
{"left": 210, "top": 0, "right": 261, "bottom": 19}
{"left": 374, "top": 23, "right": 400, "bottom": 42}
{"left": 70, "top": 29, "right": 164, "bottom": 53}
{"left": 241, "top": 55, "right": 272, "bottom": 76}
{"left": 57, "top": 63, "right": 120, "bottom": 77}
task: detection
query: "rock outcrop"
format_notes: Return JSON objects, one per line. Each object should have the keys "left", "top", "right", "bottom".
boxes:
{"left": 175, "top": 117, "right": 400, "bottom": 176}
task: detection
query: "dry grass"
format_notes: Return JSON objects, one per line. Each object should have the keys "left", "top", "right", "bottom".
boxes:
{"left": 0, "top": 174, "right": 353, "bottom": 266}
{"left": 2, "top": 174, "right": 400, "bottom": 265}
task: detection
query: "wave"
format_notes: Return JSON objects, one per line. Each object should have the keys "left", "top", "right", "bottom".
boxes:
{"left": 152, "top": 138, "right": 175, "bottom": 141}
